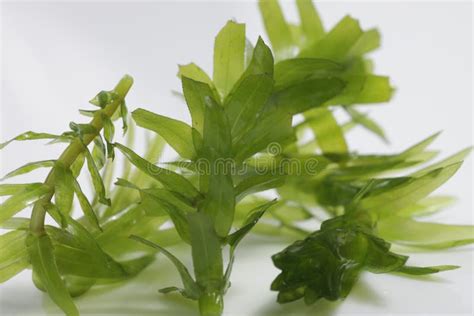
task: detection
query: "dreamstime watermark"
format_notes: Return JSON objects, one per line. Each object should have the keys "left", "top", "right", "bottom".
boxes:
{"left": 146, "top": 142, "right": 320, "bottom": 177}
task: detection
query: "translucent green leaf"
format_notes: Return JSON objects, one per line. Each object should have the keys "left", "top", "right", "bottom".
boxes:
{"left": 182, "top": 77, "right": 217, "bottom": 135}
{"left": 84, "top": 147, "right": 110, "bottom": 206}
{"left": 306, "top": 108, "right": 348, "bottom": 154}
{"left": 102, "top": 114, "right": 115, "bottom": 159}
{"left": 114, "top": 143, "right": 200, "bottom": 202}
{"left": 1, "top": 160, "right": 55, "bottom": 181}
{"left": 359, "top": 163, "right": 462, "bottom": 216}
{"left": 132, "top": 108, "right": 196, "bottom": 159}
{"left": 225, "top": 74, "right": 273, "bottom": 140}
{"left": 92, "top": 136, "right": 106, "bottom": 170}
{"left": 235, "top": 173, "right": 285, "bottom": 202}
{"left": 0, "top": 230, "right": 28, "bottom": 283}
{"left": 0, "top": 131, "right": 61, "bottom": 150}
{"left": 259, "top": 0, "right": 294, "bottom": 60}
{"left": 295, "top": 0, "right": 325, "bottom": 43}
{"left": 213, "top": 20, "right": 246, "bottom": 98}
{"left": 274, "top": 58, "right": 343, "bottom": 90}
{"left": 378, "top": 216, "right": 474, "bottom": 249}
{"left": 53, "top": 163, "right": 74, "bottom": 217}
{"left": 72, "top": 178, "right": 101, "bottom": 231}
{"left": 28, "top": 233, "right": 79, "bottom": 316}
{"left": 202, "top": 95, "right": 232, "bottom": 158}
{"left": 233, "top": 109, "right": 293, "bottom": 162}
{"left": 299, "top": 15, "right": 362, "bottom": 61}
{"left": 344, "top": 107, "right": 387, "bottom": 142}
{"left": 47, "top": 218, "right": 127, "bottom": 278}
{"left": 352, "top": 75, "right": 393, "bottom": 104}
{"left": 0, "top": 184, "right": 51, "bottom": 224}
{"left": 398, "top": 131, "right": 441, "bottom": 159}
{"left": 130, "top": 235, "right": 201, "bottom": 299}
{"left": 347, "top": 29, "right": 381, "bottom": 57}
{"left": 188, "top": 212, "right": 223, "bottom": 291}
{"left": 243, "top": 37, "right": 274, "bottom": 77}
{"left": 411, "top": 147, "right": 472, "bottom": 177}
{"left": 271, "top": 77, "right": 346, "bottom": 115}
{"left": 178, "top": 63, "right": 213, "bottom": 86}
{"left": 396, "top": 195, "right": 456, "bottom": 218}
{"left": 397, "top": 265, "right": 459, "bottom": 276}
{"left": 70, "top": 152, "right": 85, "bottom": 178}
{"left": 120, "top": 100, "right": 129, "bottom": 135}
{"left": 0, "top": 182, "right": 42, "bottom": 196}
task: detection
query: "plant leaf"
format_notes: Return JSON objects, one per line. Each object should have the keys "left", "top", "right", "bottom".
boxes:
{"left": 306, "top": 108, "right": 348, "bottom": 154}
{"left": 0, "top": 131, "right": 62, "bottom": 150}
{"left": 1, "top": 160, "right": 55, "bottom": 181}
{"left": 72, "top": 178, "right": 101, "bottom": 231}
{"left": 213, "top": 20, "right": 246, "bottom": 98}
{"left": 178, "top": 63, "right": 213, "bottom": 86}
{"left": 296, "top": 0, "right": 325, "bottom": 44}
{"left": 0, "top": 230, "right": 29, "bottom": 283}
{"left": 84, "top": 147, "right": 110, "bottom": 206}
{"left": 130, "top": 235, "right": 201, "bottom": 299}
{"left": 188, "top": 212, "right": 223, "bottom": 292}
{"left": 132, "top": 108, "right": 196, "bottom": 159}
{"left": 397, "top": 265, "right": 459, "bottom": 276}
{"left": 259, "top": 0, "right": 294, "bottom": 60}
{"left": 28, "top": 233, "right": 79, "bottom": 316}
{"left": 0, "top": 184, "right": 51, "bottom": 224}
{"left": 378, "top": 216, "right": 474, "bottom": 249}
{"left": 114, "top": 143, "right": 200, "bottom": 202}
{"left": 53, "top": 163, "right": 74, "bottom": 217}
{"left": 344, "top": 107, "right": 387, "bottom": 142}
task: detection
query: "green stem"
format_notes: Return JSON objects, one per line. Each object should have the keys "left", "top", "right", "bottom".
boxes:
{"left": 198, "top": 292, "right": 223, "bottom": 316}
{"left": 29, "top": 75, "right": 134, "bottom": 236}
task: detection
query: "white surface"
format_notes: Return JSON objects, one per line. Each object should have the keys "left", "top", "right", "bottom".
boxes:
{"left": 1, "top": 1, "right": 473, "bottom": 315}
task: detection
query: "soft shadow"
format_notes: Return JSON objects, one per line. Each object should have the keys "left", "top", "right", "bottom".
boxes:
{"left": 257, "top": 296, "right": 341, "bottom": 316}
{"left": 349, "top": 279, "right": 385, "bottom": 307}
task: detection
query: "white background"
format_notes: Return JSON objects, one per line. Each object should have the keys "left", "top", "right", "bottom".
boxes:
{"left": 1, "top": 1, "right": 473, "bottom": 315}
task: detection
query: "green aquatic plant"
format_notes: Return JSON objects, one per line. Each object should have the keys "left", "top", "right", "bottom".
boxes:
{"left": 1, "top": 1, "right": 472, "bottom": 315}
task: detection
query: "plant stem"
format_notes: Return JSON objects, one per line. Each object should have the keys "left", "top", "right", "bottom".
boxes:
{"left": 29, "top": 75, "right": 134, "bottom": 236}
{"left": 198, "top": 291, "right": 223, "bottom": 316}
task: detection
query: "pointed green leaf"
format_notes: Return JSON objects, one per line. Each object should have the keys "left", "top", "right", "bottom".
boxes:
{"left": 53, "top": 163, "right": 74, "bottom": 217}
{"left": 398, "top": 131, "right": 441, "bottom": 159}
{"left": 0, "top": 183, "right": 43, "bottom": 196}
{"left": 84, "top": 147, "right": 110, "bottom": 206}
{"left": 0, "top": 184, "right": 51, "bottom": 224}
{"left": 130, "top": 235, "right": 201, "bottom": 299}
{"left": 345, "top": 107, "right": 387, "bottom": 142}
{"left": 397, "top": 265, "right": 459, "bottom": 276}
{"left": 28, "top": 233, "right": 79, "bottom": 316}
{"left": 132, "top": 108, "right": 196, "bottom": 159}
{"left": 0, "top": 131, "right": 61, "bottom": 150}
{"left": 359, "top": 163, "right": 462, "bottom": 216}
{"left": 213, "top": 20, "right": 246, "bottom": 98}
{"left": 181, "top": 77, "right": 218, "bottom": 135}
{"left": 378, "top": 216, "right": 474, "bottom": 249}
{"left": 72, "top": 179, "right": 101, "bottom": 231}
{"left": 411, "top": 147, "right": 472, "bottom": 177}
{"left": 1, "top": 160, "right": 55, "bottom": 181}
{"left": 225, "top": 75, "right": 273, "bottom": 140}
{"left": 348, "top": 29, "right": 381, "bottom": 57}
{"left": 114, "top": 143, "right": 200, "bottom": 201}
